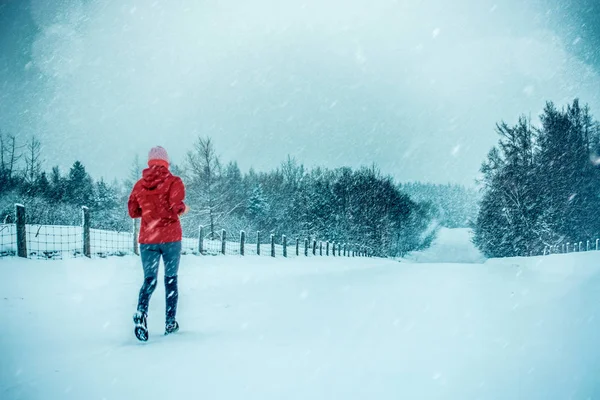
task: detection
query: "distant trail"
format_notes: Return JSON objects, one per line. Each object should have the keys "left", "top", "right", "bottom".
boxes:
{"left": 403, "top": 228, "right": 486, "bottom": 264}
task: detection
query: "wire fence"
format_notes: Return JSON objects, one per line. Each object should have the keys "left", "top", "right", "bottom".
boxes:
{"left": 27, "top": 225, "right": 83, "bottom": 260}
{"left": 0, "top": 223, "right": 16, "bottom": 257}
{"left": 543, "top": 240, "right": 600, "bottom": 256}
{"left": 0, "top": 204, "right": 373, "bottom": 261}
{"left": 90, "top": 229, "right": 133, "bottom": 258}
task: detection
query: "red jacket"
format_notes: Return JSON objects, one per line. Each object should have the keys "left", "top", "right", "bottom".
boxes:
{"left": 128, "top": 166, "right": 186, "bottom": 244}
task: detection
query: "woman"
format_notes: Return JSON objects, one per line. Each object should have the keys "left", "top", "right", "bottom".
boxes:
{"left": 128, "top": 146, "right": 188, "bottom": 341}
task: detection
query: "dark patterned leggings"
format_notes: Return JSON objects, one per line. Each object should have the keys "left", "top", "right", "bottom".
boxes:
{"left": 137, "top": 241, "right": 181, "bottom": 323}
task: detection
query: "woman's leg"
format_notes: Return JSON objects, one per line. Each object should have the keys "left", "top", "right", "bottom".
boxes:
{"left": 161, "top": 241, "right": 182, "bottom": 324}
{"left": 137, "top": 244, "right": 161, "bottom": 314}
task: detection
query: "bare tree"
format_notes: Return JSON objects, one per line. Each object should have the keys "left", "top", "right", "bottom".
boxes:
{"left": 24, "top": 136, "right": 43, "bottom": 185}
{"left": 125, "top": 154, "right": 142, "bottom": 188}
{"left": 186, "top": 136, "right": 222, "bottom": 239}
{"left": 0, "top": 132, "right": 22, "bottom": 190}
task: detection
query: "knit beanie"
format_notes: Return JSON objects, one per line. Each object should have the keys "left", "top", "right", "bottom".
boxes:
{"left": 148, "top": 146, "right": 170, "bottom": 168}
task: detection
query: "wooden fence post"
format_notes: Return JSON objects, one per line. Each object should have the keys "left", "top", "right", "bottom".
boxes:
{"left": 326, "top": 241, "right": 330, "bottom": 256}
{"left": 240, "top": 230, "right": 245, "bottom": 256}
{"left": 82, "top": 206, "right": 91, "bottom": 258}
{"left": 221, "top": 229, "right": 226, "bottom": 255}
{"left": 257, "top": 231, "right": 261, "bottom": 256}
{"left": 587, "top": 240, "right": 590, "bottom": 252}
{"left": 283, "top": 235, "right": 287, "bottom": 258}
{"left": 15, "top": 204, "right": 27, "bottom": 258}
{"left": 312, "top": 239, "right": 317, "bottom": 256}
{"left": 332, "top": 242, "right": 336, "bottom": 257}
{"left": 133, "top": 218, "right": 140, "bottom": 256}
{"left": 271, "top": 234, "right": 275, "bottom": 257}
{"left": 338, "top": 243, "right": 342, "bottom": 256}
{"left": 319, "top": 241, "right": 323, "bottom": 256}
{"left": 596, "top": 239, "right": 599, "bottom": 251}
{"left": 198, "top": 225, "right": 204, "bottom": 255}
{"left": 304, "top": 238, "right": 309, "bottom": 256}
{"left": 579, "top": 242, "right": 583, "bottom": 252}
{"left": 296, "top": 238, "right": 299, "bottom": 256}
{"left": 566, "top": 243, "right": 570, "bottom": 253}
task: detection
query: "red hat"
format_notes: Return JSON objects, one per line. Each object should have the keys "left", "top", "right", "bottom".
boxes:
{"left": 148, "top": 146, "right": 169, "bottom": 169}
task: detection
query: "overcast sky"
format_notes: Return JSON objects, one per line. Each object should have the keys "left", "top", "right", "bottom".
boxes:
{"left": 1, "top": 0, "right": 599, "bottom": 186}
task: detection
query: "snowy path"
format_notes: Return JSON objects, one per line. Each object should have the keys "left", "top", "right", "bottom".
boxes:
{"left": 2, "top": 252, "right": 600, "bottom": 399}
{"left": 403, "top": 228, "right": 486, "bottom": 264}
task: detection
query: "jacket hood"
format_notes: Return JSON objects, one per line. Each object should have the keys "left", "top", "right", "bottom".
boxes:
{"left": 141, "top": 165, "right": 171, "bottom": 190}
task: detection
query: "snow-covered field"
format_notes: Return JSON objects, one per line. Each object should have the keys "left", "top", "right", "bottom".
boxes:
{"left": 2, "top": 230, "right": 600, "bottom": 399}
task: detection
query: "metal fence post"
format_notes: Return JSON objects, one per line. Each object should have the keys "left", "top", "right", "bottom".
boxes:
{"left": 15, "top": 204, "right": 27, "bottom": 258}
{"left": 240, "top": 230, "right": 245, "bottom": 256}
{"left": 221, "top": 229, "right": 226, "bottom": 255}
{"left": 271, "top": 234, "right": 275, "bottom": 257}
{"left": 82, "top": 206, "right": 91, "bottom": 258}
{"left": 199, "top": 225, "right": 204, "bottom": 255}
{"left": 257, "top": 231, "right": 261, "bottom": 256}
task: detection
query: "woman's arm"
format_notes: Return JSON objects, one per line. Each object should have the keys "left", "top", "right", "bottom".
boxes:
{"left": 169, "top": 177, "right": 187, "bottom": 216}
{"left": 128, "top": 185, "right": 142, "bottom": 218}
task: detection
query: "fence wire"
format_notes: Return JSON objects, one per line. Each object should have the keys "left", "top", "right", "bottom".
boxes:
{"left": 90, "top": 229, "right": 133, "bottom": 258}
{"left": 0, "top": 224, "right": 16, "bottom": 257}
{"left": 27, "top": 225, "right": 83, "bottom": 259}
{"left": 1, "top": 218, "right": 372, "bottom": 260}
{"left": 181, "top": 237, "right": 197, "bottom": 255}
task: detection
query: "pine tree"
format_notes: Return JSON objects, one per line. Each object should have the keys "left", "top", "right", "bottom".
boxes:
{"left": 95, "top": 179, "right": 118, "bottom": 210}
{"left": 36, "top": 172, "right": 50, "bottom": 198}
{"left": 49, "top": 166, "right": 66, "bottom": 202}
{"left": 475, "top": 99, "right": 600, "bottom": 257}
{"left": 247, "top": 185, "right": 270, "bottom": 227}
{"left": 66, "top": 161, "right": 94, "bottom": 206}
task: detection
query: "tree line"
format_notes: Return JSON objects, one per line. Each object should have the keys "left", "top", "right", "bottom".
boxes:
{"left": 0, "top": 134, "right": 126, "bottom": 230}
{"left": 473, "top": 99, "right": 600, "bottom": 257}
{"left": 401, "top": 182, "right": 479, "bottom": 229}
{"left": 181, "top": 137, "right": 439, "bottom": 257}
{"left": 0, "top": 135, "right": 453, "bottom": 257}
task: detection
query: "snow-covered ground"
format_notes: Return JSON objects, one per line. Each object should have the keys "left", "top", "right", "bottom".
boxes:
{"left": 2, "top": 232, "right": 600, "bottom": 399}
{"left": 403, "top": 227, "right": 486, "bottom": 264}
